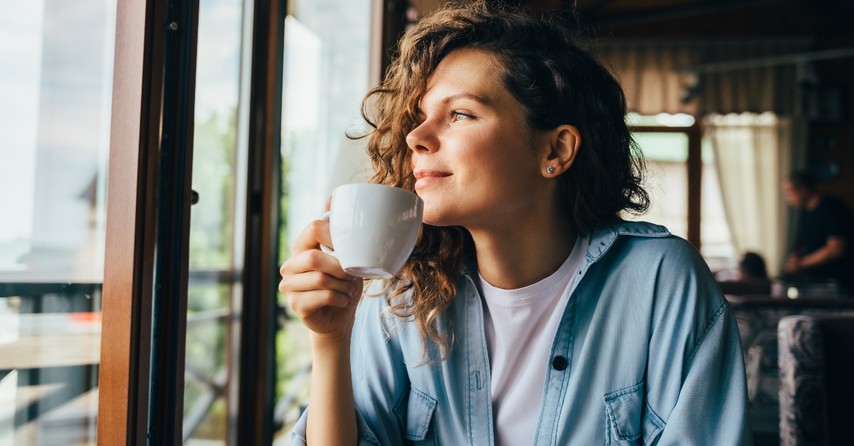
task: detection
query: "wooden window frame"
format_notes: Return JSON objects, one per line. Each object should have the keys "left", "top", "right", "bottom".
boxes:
{"left": 630, "top": 124, "right": 703, "bottom": 249}
{"left": 98, "top": 1, "right": 162, "bottom": 443}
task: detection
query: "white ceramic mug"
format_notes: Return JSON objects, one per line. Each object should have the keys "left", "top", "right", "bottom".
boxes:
{"left": 322, "top": 183, "right": 423, "bottom": 279}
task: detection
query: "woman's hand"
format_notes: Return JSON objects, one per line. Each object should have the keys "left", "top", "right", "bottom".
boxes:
{"left": 281, "top": 218, "right": 361, "bottom": 445}
{"left": 279, "top": 219, "right": 364, "bottom": 342}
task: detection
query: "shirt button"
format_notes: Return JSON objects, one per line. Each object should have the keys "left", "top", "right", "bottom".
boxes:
{"left": 552, "top": 356, "right": 568, "bottom": 371}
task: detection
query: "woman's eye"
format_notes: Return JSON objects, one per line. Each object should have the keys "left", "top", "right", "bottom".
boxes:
{"left": 450, "top": 110, "right": 474, "bottom": 122}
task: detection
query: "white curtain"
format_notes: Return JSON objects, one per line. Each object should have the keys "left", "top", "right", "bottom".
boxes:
{"left": 705, "top": 113, "right": 806, "bottom": 276}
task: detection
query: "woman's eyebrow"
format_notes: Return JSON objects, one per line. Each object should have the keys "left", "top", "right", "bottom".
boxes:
{"left": 418, "top": 92, "right": 492, "bottom": 113}
{"left": 439, "top": 92, "right": 491, "bottom": 106}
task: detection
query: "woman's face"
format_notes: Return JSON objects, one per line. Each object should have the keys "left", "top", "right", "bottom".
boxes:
{"left": 406, "top": 48, "right": 554, "bottom": 230}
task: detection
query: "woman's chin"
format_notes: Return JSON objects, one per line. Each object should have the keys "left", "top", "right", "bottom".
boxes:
{"left": 420, "top": 211, "right": 455, "bottom": 228}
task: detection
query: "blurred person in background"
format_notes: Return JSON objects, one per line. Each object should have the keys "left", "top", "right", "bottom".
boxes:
{"left": 782, "top": 169, "right": 854, "bottom": 295}
{"left": 739, "top": 252, "right": 768, "bottom": 281}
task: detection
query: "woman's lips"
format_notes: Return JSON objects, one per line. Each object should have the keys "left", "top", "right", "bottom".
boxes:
{"left": 414, "top": 170, "right": 451, "bottom": 189}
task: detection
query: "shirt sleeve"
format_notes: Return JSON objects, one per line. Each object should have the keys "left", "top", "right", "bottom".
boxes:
{"left": 653, "top": 302, "right": 754, "bottom": 445}
{"left": 644, "top": 239, "right": 753, "bottom": 445}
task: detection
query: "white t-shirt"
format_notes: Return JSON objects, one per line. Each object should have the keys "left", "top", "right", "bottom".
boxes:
{"left": 479, "top": 235, "right": 590, "bottom": 446}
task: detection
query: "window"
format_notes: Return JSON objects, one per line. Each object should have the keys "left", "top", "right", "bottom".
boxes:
{"left": 626, "top": 114, "right": 735, "bottom": 271}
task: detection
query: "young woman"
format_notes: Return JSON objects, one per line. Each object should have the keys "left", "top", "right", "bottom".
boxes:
{"left": 279, "top": 2, "right": 751, "bottom": 445}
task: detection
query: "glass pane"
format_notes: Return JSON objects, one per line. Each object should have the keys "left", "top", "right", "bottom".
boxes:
{"left": 628, "top": 132, "right": 690, "bottom": 238}
{"left": 0, "top": 0, "right": 115, "bottom": 444}
{"left": 275, "top": 0, "right": 374, "bottom": 440}
{"left": 185, "top": 0, "right": 245, "bottom": 443}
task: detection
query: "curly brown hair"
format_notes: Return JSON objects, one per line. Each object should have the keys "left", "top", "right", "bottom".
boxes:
{"left": 361, "top": 1, "right": 648, "bottom": 359}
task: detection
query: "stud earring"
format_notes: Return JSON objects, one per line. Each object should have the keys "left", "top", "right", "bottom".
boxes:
{"left": 546, "top": 165, "right": 556, "bottom": 174}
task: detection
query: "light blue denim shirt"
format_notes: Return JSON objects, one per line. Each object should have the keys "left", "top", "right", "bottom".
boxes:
{"left": 292, "top": 221, "right": 753, "bottom": 445}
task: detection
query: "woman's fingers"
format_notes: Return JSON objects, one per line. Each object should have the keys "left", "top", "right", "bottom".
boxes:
{"left": 278, "top": 217, "right": 364, "bottom": 336}
{"left": 280, "top": 267, "right": 359, "bottom": 302}
{"left": 288, "top": 288, "right": 353, "bottom": 317}
{"left": 290, "top": 219, "right": 334, "bottom": 255}
{"left": 280, "top": 249, "right": 352, "bottom": 282}
{"left": 279, "top": 250, "right": 362, "bottom": 317}
{"left": 280, "top": 268, "right": 363, "bottom": 336}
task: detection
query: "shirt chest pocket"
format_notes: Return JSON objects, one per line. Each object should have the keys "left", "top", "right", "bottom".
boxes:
{"left": 604, "top": 382, "right": 665, "bottom": 445}
{"left": 395, "top": 386, "right": 438, "bottom": 444}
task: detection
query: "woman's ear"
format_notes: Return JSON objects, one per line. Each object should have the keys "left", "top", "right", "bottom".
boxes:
{"left": 542, "top": 125, "right": 581, "bottom": 177}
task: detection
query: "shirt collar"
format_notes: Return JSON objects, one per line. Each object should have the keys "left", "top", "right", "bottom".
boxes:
{"left": 460, "top": 220, "right": 670, "bottom": 277}
{"left": 587, "top": 220, "right": 670, "bottom": 262}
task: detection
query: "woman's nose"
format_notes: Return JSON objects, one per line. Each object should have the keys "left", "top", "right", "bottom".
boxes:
{"left": 406, "top": 120, "right": 436, "bottom": 153}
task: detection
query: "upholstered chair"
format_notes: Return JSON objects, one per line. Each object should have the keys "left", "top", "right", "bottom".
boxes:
{"left": 778, "top": 315, "right": 854, "bottom": 446}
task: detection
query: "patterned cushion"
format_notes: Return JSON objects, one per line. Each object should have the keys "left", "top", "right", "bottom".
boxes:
{"left": 727, "top": 296, "right": 854, "bottom": 444}
{"left": 778, "top": 315, "right": 828, "bottom": 445}
{"left": 778, "top": 315, "right": 854, "bottom": 446}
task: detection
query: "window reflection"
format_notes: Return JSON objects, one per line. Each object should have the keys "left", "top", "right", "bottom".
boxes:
{"left": 0, "top": 0, "right": 113, "bottom": 281}
{"left": 282, "top": 0, "right": 375, "bottom": 249}
{"left": 0, "top": 0, "right": 115, "bottom": 444}
{"left": 275, "top": 0, "right": 374, "bottom": 440}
